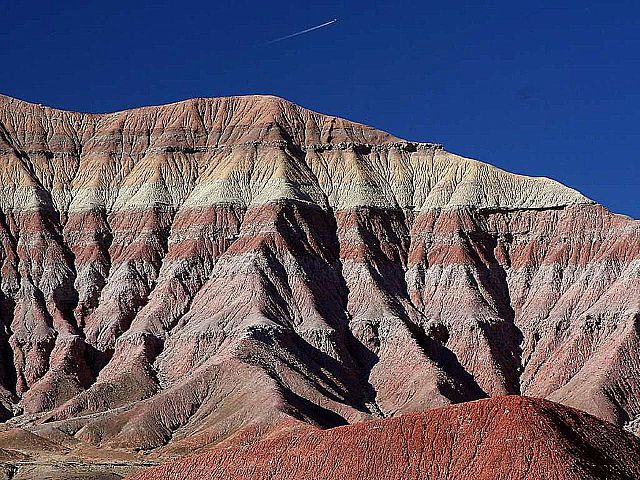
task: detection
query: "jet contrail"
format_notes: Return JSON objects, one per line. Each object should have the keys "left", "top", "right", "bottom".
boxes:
{"left": 264, "top": 18, "right": 338, "bottom": 45}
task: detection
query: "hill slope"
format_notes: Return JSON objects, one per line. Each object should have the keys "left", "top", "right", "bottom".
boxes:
{"left": 127, "top": 396, "right": 640, "bottom": 480}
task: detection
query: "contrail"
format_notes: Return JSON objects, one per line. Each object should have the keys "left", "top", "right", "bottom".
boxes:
{"left": 264, "top": 18, "right": 338, "bottom": 45}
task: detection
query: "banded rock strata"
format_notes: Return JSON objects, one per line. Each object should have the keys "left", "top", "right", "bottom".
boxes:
{"left": 0, "top": 93, "right": 638, "bottom": 473}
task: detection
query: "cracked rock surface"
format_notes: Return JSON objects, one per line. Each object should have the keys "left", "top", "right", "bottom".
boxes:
{"left": 0, "top": 94, "right": 638, "bottom": 477}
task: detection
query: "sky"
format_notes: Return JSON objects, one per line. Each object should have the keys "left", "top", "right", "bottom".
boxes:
{"left": 1, "top": 0, "right": 638, "bottom": 217}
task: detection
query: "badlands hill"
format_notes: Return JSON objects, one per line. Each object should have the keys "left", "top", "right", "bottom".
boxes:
{"left": 0, "top": 93, "right": 638, "bottom": 477}
{"left": 128, "top": 396, "right": 640, "bottom": 480}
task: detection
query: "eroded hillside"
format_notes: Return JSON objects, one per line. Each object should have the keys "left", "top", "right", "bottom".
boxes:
{"left": 0, "top": 94, "right": 638, "bottom": 475}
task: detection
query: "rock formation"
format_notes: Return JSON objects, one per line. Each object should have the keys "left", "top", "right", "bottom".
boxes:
{"left": 127, "top": 396, "right": 640, "bottom": 480}
{"left": 0, "top": 93, "right": 638, "bottom": 476}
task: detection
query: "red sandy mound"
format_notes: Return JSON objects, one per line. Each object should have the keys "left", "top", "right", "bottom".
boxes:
{"left": 127, "top": 396, "right": 640, "bottom": 480}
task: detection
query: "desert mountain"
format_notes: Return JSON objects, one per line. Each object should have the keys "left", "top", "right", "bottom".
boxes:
{"left": 0, "top": 94, "right": 638, "bottom": 476}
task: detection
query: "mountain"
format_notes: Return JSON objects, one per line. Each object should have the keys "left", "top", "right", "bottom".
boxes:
{"left": 0, "top": 94, "right": 638, "bottom": 477}
{"left": 127, "top": 396, "right": 640, "bottom": 480}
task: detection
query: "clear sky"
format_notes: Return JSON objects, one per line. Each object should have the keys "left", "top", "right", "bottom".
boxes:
{"left": 1, "top": 1, "right": 638, "bottom": 217}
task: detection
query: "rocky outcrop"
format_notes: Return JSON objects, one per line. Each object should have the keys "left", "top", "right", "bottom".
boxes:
{"left": 0, "top": 93, "right": 638, "bottom": 466}
{"left": 126, "top": 396, "right": 640, "bottom": 480}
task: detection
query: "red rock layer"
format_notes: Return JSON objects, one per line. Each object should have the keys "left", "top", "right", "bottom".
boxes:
{"left": 127, "top": 396, "right": 640, "bottom": 480}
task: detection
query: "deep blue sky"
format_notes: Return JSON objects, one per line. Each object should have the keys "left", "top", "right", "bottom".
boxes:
{"left": 2, "top": 1, "right": 638, "bottom": 217}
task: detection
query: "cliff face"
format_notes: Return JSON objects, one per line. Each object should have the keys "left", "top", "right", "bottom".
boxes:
{"left": 0, "top": 94, "right": 638, "bottom": 462}
{"left": 126, "top": 396, "right": 640, "bottom": 480}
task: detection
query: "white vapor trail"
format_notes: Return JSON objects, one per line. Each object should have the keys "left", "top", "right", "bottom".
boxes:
{"left": 264, "top": 18, "right": 338, "bottom": 44}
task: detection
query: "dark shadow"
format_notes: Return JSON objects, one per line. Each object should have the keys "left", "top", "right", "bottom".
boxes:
{"left": 280, "top": 387, "right": 348, "bottom": 429}
{"left": 0, "top": 292, "right": 18, "bottom": 397}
